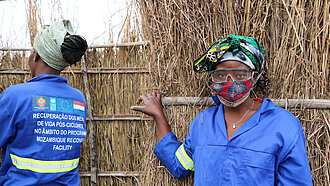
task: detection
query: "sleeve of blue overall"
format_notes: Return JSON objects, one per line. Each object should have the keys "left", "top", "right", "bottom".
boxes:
{"left": 0, "top": 89, "right": 15, "bottom": 149}
{"left": 276, "top": 121, "right": 313, "bottom": 185}
{"left": 153, "top": 113, "right": 201, "bottom": 178}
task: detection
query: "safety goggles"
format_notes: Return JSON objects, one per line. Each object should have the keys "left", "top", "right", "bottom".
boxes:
{"left": 211, "top": 68, "right": 254, "bottom": 82}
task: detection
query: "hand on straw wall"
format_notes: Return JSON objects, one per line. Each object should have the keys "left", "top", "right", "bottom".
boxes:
{"left": 131, "top": 92, "right": 163, "bottom": 116}
{"left": 131, "top": 92, "right": 171, "bottom": 141}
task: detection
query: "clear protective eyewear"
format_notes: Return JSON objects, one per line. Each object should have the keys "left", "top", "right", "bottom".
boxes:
{"left": 211, "top": 68, "right": 254, "bottom": 82}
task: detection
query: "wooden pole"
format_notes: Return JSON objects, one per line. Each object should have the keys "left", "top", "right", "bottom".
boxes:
{"left": 161, "top": 97, "right": 330, "bottom": 109}
{"left": 0, "top": 41, "right": 149, "bottom": 51}
{"left": 91, "top": 114, "right": 152, "bottom": 121}
{"left": 89, "top": 41, "right": 149, "bottom": 48}
{"left": 0, "top": 67, "right": 149, "bottom": 75}
{"left": 79, "top": 171, "right": 142, "bottom": 177}
{"left": 81, "top": 57, "right": 98, "bottom": 186}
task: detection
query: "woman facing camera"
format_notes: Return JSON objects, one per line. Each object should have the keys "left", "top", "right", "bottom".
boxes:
{"left": 131, "top": 35, "right": 313, "bottom": 185}
{"left": 0, "top": 20, "right": 88, "bottom": 185}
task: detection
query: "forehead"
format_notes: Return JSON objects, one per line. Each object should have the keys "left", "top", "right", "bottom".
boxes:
{"left": 215, "top": 60, "right": 251, "bottom": 70}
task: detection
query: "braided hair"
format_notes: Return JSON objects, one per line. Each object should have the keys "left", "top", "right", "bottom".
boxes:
{"left": 61, "top": 35, "right": 88, "bottom": 65}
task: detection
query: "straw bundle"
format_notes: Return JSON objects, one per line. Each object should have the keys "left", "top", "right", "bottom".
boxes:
{"left": 26, "top": 0, "right": 42, "bottom": 45}
{"left": 69, "top": 45, "right": 150, "bottom": 185}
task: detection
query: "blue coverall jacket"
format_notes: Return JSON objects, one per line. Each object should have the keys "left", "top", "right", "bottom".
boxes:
{"left": 154, "top": 97, "right": 313, "bottom": 185}
{"left": 0, "top": 74, "right": 87, "bottom": 185}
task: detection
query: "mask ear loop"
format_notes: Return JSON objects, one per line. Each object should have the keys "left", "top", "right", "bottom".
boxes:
{"left": 254, "top": 64, "right": 263, "bottom": 83}
{"left": 250, "top": 69, "right": 262, "bottom": 97}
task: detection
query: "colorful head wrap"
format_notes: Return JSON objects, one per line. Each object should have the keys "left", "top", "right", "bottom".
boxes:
{"left": 193, "top": 35, "right": 265, "bottom": 74}
{"left": 33, "top": 20, "right": 74, "bottom": 71}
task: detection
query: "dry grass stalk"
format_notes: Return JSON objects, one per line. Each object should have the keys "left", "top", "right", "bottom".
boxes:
{"left": 26, "top": 0, "right": 42, "bottom": 45}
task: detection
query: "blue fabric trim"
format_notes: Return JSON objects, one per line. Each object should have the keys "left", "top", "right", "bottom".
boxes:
{"left": 27, "top": 74, "right": 67, "bottom": 84}
{"left": 212, "top": 95, "right": 221, "bottom": 106}
{"left": 153, "top": 132, "right": 192, "bottom": 178}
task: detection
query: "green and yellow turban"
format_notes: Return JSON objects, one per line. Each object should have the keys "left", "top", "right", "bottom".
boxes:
{"left": 193, "top": 35, "right": 265, "bottom": 74}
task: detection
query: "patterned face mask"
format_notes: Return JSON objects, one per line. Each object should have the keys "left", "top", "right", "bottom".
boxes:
{"left": 211, "top": 77, "right": 254, "bottom": 107}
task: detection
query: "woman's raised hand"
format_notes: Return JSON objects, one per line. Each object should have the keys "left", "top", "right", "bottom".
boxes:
{"left": 130, "top": 92, "right": 164, "bottom": 118}
{"left": 131, "top": 92, "right": 171, "bottom": 141}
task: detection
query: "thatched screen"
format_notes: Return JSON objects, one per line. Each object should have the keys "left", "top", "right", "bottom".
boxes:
{"left": 136, "top": 0, "right": 329, "bottom": 185}
{"left": 0, "top": 43, "right": 150, "bottom": 185}
{"left": 0, "top": 0, "right": 329, "bottom": 185}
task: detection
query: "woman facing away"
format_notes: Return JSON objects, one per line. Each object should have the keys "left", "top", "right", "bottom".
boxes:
{"left": 131, "top": 35, "right": 313, "bottom": 185}
{"left": 0, "top": 20, "right": 88, "bottom": 185}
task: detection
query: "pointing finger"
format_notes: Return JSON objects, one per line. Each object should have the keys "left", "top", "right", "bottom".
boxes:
{"left": 130, "top": 106, "right": 145, "bottom": 113}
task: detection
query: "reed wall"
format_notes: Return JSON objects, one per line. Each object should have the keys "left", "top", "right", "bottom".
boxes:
{"left": 137, "top": 0, "right": 329, "bottom": 185}
{"left": 0, "top": 0, "right": 329, "bottom": 185}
